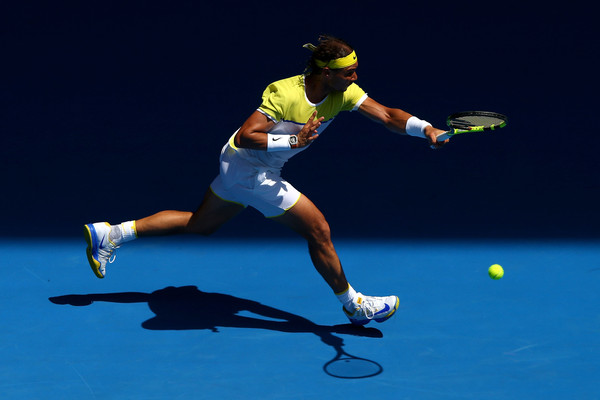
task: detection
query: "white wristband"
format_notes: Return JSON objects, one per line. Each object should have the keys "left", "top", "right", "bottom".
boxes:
{"left": 267, "top": 134, "right": 292, "bottom": 151}
{"left": 405, "top": 116, "right": 432, "bottom": 138}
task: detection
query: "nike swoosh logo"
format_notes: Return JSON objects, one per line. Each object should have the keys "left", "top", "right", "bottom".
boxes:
{"left": 272, "top": 137, "right": 282, "bottom": 141}
{"left": 99, "top": 235, "right": 105, "bottom": 249}
{"left": 374, "top": 304, "right": 390, "bottom": 316}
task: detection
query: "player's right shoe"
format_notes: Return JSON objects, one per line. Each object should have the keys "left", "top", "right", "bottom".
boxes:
{"left": 84, "top": 222, "right": 119, "bottom": 279}
{"left": 343, "top": 293, "right": 400, "bottom": 325}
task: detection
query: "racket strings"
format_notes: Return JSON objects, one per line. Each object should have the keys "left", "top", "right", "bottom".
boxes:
{"left": 451, "top": 116, "right": 505, "bottom": 129}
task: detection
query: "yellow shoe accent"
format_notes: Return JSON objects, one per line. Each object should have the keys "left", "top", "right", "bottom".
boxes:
{"left": 83, "top": 224, "right": 105, "bottom": 279}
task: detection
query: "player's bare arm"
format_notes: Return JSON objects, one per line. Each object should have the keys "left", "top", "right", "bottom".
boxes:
{"left": 235, "top": 111, "right": 276, "bottom": 149}
{"left": 358, "top": 97, "right": 447, "bottom": 147}
{"left": 235, "top": 110, "right": 323, "bottom": 150}
{"left": 358, "top": 97, "right": 412, "bottom": 133}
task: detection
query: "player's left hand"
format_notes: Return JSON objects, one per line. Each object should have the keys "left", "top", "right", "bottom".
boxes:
{"left": 425, "top": 126, "right": 448, "bottom": 149}
{"left": 295, "top": 111, "right": 324, "bottom": 148}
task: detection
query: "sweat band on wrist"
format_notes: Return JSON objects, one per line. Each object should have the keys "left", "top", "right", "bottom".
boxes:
{"left": 405, "top": 116, "right": 432, "bottom": 138}
{"left": 267, "top": 134, "right": 292, "bottom": 151}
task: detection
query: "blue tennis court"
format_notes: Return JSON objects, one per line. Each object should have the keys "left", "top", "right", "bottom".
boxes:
{"left": 2, "top": 237, "right": 598, "bottom": 399}
{"left": 3, "top": 1, "right": 598, "bottom": 399}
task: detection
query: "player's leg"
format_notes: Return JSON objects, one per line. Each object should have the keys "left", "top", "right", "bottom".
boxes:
{"left": 271, "top": 194, "right": 399, "bottom": 325}
{"left": 271, "top": 194, "right": 348, "bottom": 293}
{"left": 84, "top": 188, "right": 244, "bottom": 278}
{"left": 135, "top": 188, "right": 245, "bottom": 237}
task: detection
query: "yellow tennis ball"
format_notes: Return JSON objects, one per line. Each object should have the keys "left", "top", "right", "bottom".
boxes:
{"left": 488, "top": 264, "right": 504, "bottom": 280}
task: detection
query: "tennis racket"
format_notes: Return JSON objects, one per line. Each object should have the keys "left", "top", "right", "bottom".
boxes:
{"left": 436, "top": 111, "right": 507, "bottom": 142}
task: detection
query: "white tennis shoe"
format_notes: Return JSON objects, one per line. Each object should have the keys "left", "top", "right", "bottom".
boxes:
{"left": 343, "top": 293, "right": 399, "bottom": 325}
{"left": 84, "top": 222, "right": 119, "bottom": 279}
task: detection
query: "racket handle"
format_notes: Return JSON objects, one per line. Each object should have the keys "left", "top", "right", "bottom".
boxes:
{"left": 436, "top": 131, "right": 450, "bottom": 142}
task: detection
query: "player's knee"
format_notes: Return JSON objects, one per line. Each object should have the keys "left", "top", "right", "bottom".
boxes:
{"left": 307, "top": 219, "right": 332, "bottom": 245}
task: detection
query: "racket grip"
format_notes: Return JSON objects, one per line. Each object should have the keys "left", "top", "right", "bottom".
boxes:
{"left": 436, "top": 131, "right": 450, "bottom": 142}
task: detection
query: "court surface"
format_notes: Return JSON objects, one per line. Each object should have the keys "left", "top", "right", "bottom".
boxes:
{"left": 1, "top": 237, "right": 599, "bottom": 399}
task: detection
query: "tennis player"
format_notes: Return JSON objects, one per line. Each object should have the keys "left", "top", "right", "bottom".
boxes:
{"left": 84, "top": 35, "right": 447, "bottom": 326}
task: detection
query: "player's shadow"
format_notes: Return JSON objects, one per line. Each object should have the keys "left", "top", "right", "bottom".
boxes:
{"left": 49, "top": 285, "right": 383, "bottom": 378}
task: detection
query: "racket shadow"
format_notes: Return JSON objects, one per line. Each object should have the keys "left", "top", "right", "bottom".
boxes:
{"left": 49, "top": 285, "right": 384, "bottom": 379}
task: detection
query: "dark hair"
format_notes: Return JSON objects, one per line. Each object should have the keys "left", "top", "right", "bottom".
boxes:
{"left": 305, "top": 35, "right": 354, "bottom": 74}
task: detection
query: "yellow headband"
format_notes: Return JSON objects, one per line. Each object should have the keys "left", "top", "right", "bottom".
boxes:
{"left": 303, "top": 43, "right": 358, "bottom": 69}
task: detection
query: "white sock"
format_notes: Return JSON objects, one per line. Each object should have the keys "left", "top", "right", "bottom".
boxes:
{"left": 109, "top": 221, "right": 138, "bottom": 246}
{"left": 335, "top": 284, "right": 359, "bottom": 312}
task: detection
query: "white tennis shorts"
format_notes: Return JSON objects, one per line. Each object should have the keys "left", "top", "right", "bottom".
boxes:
{"left": 210, "top": 144, "right": 301, "bottom": 218}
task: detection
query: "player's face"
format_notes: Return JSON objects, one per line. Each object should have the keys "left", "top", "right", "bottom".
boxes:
{"left": 326, "top": 62, "right": 358, "bottom": 92}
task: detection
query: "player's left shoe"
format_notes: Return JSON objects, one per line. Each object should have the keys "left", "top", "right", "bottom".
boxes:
{"left": 84, "top": 222, "right": 119, "bottom": 279}
{"left": 343, "top": 293, "right": 399, "bottom": 325}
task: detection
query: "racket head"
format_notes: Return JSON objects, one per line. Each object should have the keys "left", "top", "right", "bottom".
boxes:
{"left": 446, "top": 111, "right": 507, "bottom": 131}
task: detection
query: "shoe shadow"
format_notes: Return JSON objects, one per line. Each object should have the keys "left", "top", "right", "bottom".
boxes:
{"left": 49, "top": 285, "right": 384, "bottom": 379}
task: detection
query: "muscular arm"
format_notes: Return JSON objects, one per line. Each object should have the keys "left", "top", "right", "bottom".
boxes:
{"left": 357, "top": 97, "right": 413, "bottom": 134}
{"left": 234, "top": 111, "right": 276, "bottom": 149}
{"left": 234, "top": 110, "right": 323, "bottom": 150}
{"left": 358, "top": 97, "right": 447, "bottom": 146}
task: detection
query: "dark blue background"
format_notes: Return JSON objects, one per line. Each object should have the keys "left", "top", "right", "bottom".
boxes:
{"left": 2, "top": 1, "right": 597, "bottom": 238}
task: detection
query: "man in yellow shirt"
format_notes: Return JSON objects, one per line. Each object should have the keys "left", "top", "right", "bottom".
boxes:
{"left": 84, "top": 35, "right": 447, "bottom": 325}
